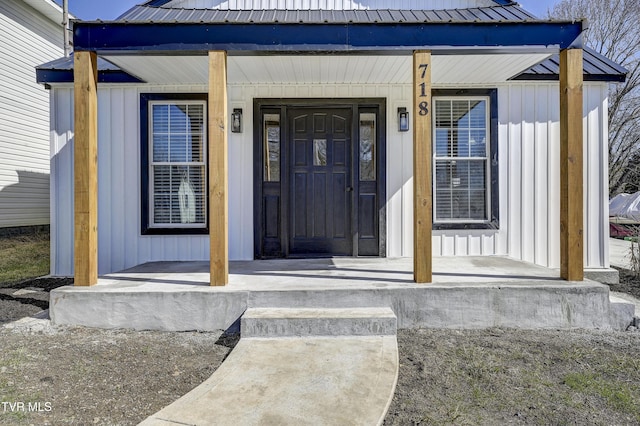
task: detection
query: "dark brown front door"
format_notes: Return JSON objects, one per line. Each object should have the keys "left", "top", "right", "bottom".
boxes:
{"left": 289, "top": 108, "right": 353, "bottom": 255}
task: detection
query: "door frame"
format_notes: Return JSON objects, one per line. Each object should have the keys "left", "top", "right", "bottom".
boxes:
{"left": 253, "top": 98, "right": 387, "bottom": 259}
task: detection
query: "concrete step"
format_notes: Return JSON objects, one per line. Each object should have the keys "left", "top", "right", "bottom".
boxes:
{"left": 241, "top": 307, "right": 397, "bottom": 338}
{"left": 609, "top": 294, "right": 637, "bottom": 330}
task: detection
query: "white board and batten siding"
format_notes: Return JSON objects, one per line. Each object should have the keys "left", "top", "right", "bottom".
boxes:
{"left": 164, "top": 0, "right": 495, "bottom": 9}
{"left": 387, "top": 82, "right": 609, "bottom": 271}
{"left": 51, "top": 85, "right": 212, "bottom": 276}
{"left": 49, "top": 78, "right": 610, "bottom": 275}
{"left": 432, "top": 83, "right": 611, "bottom": 270}
{"left": 0, "top": 0, "right": 64, "bottom": 228}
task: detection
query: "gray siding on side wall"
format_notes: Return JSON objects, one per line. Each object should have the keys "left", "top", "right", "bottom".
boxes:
{"left": 0, "top": 0, "right": 64, "bottom": 228}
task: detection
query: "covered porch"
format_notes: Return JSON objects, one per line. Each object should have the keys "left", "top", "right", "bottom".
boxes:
{"left": 49, "top": 256, "right": 632, "bottom": 331}
{"left": 68, "top": 13, "right": 588, "bottom": 286}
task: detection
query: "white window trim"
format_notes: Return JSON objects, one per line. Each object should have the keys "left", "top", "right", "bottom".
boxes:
{"left": 148, "top": 99, "right": 208, "bottom": 229}
{"left": 432, "top": 95, "right": 491, "bottom": 224}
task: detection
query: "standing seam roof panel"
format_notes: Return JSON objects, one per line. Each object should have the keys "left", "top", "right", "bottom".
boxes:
{"left": 388, "top": 10, "right": 404, "bottom": 21}
{"left": 457, "top": 9, "right": 478, "bottom": 21}
{"left": 478, "top": 7, "right": 500, "bottom": 20}
{"left": 401, "top": 10, "right": 420, "bottom": 22}
{"left": 115, "top": 5, "right": 538, "bottom": 23}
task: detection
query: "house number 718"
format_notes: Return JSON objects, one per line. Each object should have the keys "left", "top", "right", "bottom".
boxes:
{"left": 418, "top": 63, "right": 429, "bottom": 116}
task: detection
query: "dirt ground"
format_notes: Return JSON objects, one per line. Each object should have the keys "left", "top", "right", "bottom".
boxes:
{"left": 0, "top": 277, "right": 71, "bottom": 324}
{"left": 385, "top": 328, "right": 640, "bottom": 426}
{"left": 612, "top": 266, "right": 640, "bottom": 299}
{"left": 0, "top": 326, "right": 237, "bottom": 425}
{"left": 1, "top": 269, "right": 640, "bottom": 425}
{"left": 2, "top": 323, "right": 640, "bottom": 425}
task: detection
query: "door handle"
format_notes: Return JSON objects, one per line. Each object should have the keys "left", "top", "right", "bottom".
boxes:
{"left": 346, "top": 186, "right": 354, "bottom": 192}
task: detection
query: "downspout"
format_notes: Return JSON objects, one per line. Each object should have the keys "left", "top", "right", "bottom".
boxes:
{"left": 62, "top": 0, "right": 70, "bottom": 56}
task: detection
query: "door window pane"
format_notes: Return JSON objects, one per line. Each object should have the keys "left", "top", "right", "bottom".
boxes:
{"left": 263, "top": 114, "right": 280, "bottom": 182}
{"left": 359, "top": 113, "right": 376, "bottom": 181}
{"left": 313, "top": 139, "right": 327, "bottom": 166}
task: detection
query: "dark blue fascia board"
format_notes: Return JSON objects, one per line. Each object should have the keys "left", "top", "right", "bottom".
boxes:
{"left": 36, "top": 68, "right": 145, "bottom": 84}
{"left": 72, "top": 21, "right": 584, "bottom": 54}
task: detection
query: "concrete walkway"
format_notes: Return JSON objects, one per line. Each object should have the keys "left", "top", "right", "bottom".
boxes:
{"left": 139, "top": 335, "right": 398, "bottom": 425}
{"left": 609, "top": 238, "right": 640, "bottom": 314}
{"left": 610, "top": 237, "right": 633, "bottom": 269}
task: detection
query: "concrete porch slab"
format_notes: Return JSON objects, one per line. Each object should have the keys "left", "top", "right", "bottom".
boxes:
{"left": 49, "top": 256, "right": 634, "bottom": 331}
{"left": 100, "top": 256, "right": 561, "bottom": 289}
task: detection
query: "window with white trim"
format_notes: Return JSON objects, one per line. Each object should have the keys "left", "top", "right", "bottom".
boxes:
{"left": 148, "top": 100, "right": 207, "bottom": 229}
{"left": 433, "top": 96, "right": 490, "bottom": 224}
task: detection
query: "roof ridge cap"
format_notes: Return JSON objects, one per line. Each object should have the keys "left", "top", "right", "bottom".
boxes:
{"left": 133, "top": 3, "right": 524, "bottom": 12}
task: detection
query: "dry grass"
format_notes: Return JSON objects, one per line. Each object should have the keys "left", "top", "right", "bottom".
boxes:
{"left": 0, "top": 233, "right": 49, "bottom": 284}
{"left": 629, "top": 231, "right": 640, "bottom": 277}
{"left": 385, "top": 328, "right": 640, "bottom": 426}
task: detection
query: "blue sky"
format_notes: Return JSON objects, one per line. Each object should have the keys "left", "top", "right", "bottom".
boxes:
{"left": 55, "top": 0, "right": 137, "bottom": 20}
{"left": 521, "top": 0, "right": 560, "bottom": 17}
{"left": 57, "top": 1, "right": 560, "bottom": 21}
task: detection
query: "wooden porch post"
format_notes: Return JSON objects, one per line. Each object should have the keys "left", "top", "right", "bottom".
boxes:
{"left": 208, "top": 51, "right": 229, "bottom": 286}
{"left": 73, "top": 51, "right": 98, "bottom": 286}
{"left": 413, "top": 50, "right": 433, "bottom": 283}
{"left": 559, "top": 48, "right": 584, "bottom": 281}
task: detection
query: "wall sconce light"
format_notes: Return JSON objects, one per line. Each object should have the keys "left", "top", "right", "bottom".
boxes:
{"left": 231, "top": 108, "right": 242, "bottom": 133}
{"left": 398, "top": 107, "right": 409, "bottom": 132}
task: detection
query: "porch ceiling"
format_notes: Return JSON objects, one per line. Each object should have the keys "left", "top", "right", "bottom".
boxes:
{"left": 103, "top": 53, "right": 551, "bottom": 85}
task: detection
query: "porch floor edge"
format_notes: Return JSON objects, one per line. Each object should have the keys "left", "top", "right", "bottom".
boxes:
{"left": 49, "top": 257, "right": 632, "bottom": 332}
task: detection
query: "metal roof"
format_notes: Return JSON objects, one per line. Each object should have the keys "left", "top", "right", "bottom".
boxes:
{"left": 36, "top": 3, "right": 625, "bottom": 83}
{"left": 36, "top": 56, "right": 144, "bottom": 84}
{"left": 115, "top": 5, "right": 538, "bottom": 24}
{"left": 38, "top": 56, "right": 120, "bottom": 72}
{"left": 512, "top": 47, "right": 627, "bottom": 82}
{"left": 141, "top": 0, "right": 518, "bottom": 9}
{"left": 138, "top": 0, "right": 519, "bottom": 10}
